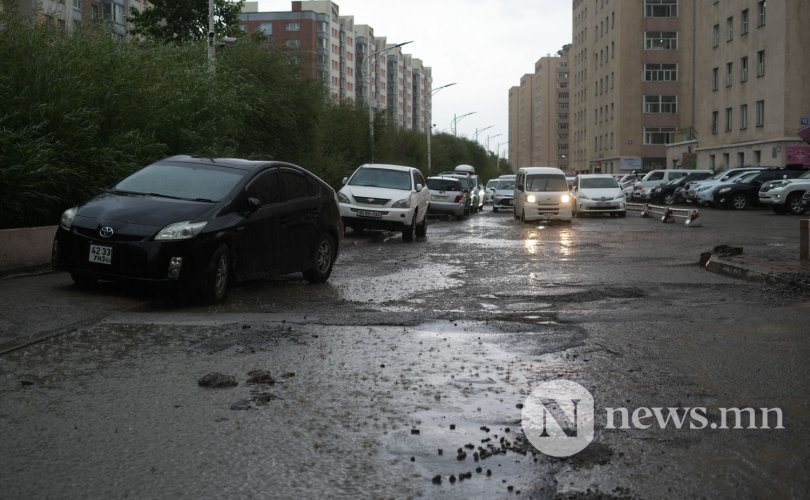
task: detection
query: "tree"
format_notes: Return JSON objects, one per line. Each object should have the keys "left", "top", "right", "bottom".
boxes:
{"left": 128, "top": 0, "right": 244, "bottom": 44}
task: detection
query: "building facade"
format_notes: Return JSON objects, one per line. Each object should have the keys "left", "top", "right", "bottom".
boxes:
{"left": 239, "top": 0, "right": 431, "bottom": 133}
{"left": 11, "top": 0, "right": 148, "bottom": 37}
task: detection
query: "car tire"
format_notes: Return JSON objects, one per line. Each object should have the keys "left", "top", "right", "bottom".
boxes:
{"left": 402, "top": 214, "right": 416, "bottom": 243}
{"left": 303, "top": 233, "right": 335, "bottom": 283}
{"left": 71, "top": 272, "right": 97, "bottom": 289}
{"left": 617, "top": 211, "right": 626, "bottom": 218}
{"left": 198, "top": 244, "right": 230, "bottom": 304}
{"left": 415, "top": 212, "right": 428, "bottom": 237}
{"left": 787, "top": 192, "right": 806, "bottom": 215}
{"left": 492, "top": 206, "right": 498, "bottom": 213}
{"left": 730, "top": 193, "right": 748, "bottom": 210}
{"left": 663, "top": 193, "right": 676, "bottom": 205}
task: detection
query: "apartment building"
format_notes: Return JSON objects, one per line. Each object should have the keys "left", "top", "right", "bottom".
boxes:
{"left": 689, "top": 0, "right": 810, "bottom": 169}
{"left": 11, "top": 0, "right": 148, "bottom": 37}
{"left": 239, "top": 0, "right": 431, "bottom": 132}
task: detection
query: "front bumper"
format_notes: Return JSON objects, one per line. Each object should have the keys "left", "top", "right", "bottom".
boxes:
{"left": 339, "top": 203, "right": 415, "bottom": 230}
{"left": 577, "top": 199, "right": 625, "bottom": 213}
{"left": 522, "top": 203, "right": 573, "bottom": 221}
{"left": 492, "top": 196, "right": 514, "bottom": 208}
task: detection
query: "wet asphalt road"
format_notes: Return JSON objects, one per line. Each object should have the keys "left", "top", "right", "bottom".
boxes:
{"left": 1, "top": 206, "right": 809, "bottom": 499}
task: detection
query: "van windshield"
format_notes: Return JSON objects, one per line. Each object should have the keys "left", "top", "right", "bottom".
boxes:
{"left": 526, "top": 174, "right": 568, "bottom": 192}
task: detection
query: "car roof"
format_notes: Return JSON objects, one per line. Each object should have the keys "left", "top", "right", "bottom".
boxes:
{"left": 428, "top": 175, "right": 462, "bottom": 181}
{"left": 164, "top": 155, "right": 273, "bottom": 171}
{"left": 578, "top": 174, "right": 615, "bottom": 178}
{"left": 518, "top": 167, "right": 565, "bottom": 174}
{"left": 357, "top": 163, "right": 415, "bottom": 172}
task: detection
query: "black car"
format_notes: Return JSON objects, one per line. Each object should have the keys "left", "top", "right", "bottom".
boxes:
{"left": 649, "top": 171, "right": 713, "bottom": 205}
{"left": 52, "top": 155, "right": 342, "bottom": 303}
{"left": 713, "top": 167, "right": 808, "bottom": 210}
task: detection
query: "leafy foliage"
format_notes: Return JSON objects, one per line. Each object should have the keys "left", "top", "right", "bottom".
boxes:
{"left": 128, "top": 0, "right": 245, "bottom": 43}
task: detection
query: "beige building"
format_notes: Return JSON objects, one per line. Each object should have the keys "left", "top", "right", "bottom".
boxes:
{"left": 691, "top": 0, "right": 810, "bottom": 169}
{"left": 508, "top": 74, "right": 534, "bottom": 169}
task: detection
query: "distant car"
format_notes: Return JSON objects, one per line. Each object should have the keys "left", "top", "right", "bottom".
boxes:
{"left": 684, "top": 167, "right": 766, "bottom": 203}
{"left": 712, "top": 168, "right": 807, "bottom": 209}
{"left": 649, "top": 171, "right": 714, "bottom": 205}
{"left": 52, "top": 155, "right": 341, "bottom": 304}
{"left": 491, "top": 175, "right": 516, "bottom": 213}
{"left": 572, "top": 174, "right": 625, "bottom": 217}
{"left": 426, "top": 176, "right": 468, "bottom": 218}
{"left": 632, "top": 169, "right": 712, "bottom": 201}
{"left": 338, "top": 163, "right": 430, "bottom": 241}
{"left": 484, "top": 179, "right": 498, "bottom": 203}
{"left": 758, "top": 170, "right": 810, "bottom": 215}
{"left": 438, "top": 171, "right": 478, "bottom": 213}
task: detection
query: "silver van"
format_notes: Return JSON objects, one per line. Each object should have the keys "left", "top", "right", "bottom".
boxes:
{"left": 514, "top": 167, "right": 573, "bottom": 222}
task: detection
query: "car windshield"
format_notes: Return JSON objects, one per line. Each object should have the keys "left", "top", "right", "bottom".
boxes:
{"left": 113, "top": 162, "right": 247, "bottom": 202}
{"left": 496, "top": 180, "right": 515, "bottom": 190}
{"left": 427, "top": 178, "right": 461, "bottom": 191}
{"left": 737, "top": 171, "right": 760, "bottom": 183}
{"left": 526, "top": 174, "right": 569, "bottom": 192}
{"left": 800, "top": 171, "right": 810, "bottom": 179}
{"left": 349, "top": 168, "right": 412, "bottom": 190}
{"left": 486, "top": 180, "right": 498, "bottom": 189}
{"left": 580, "top": 177, "right": 619, "bottom": 189}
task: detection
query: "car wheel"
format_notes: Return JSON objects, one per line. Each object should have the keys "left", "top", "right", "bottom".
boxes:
{"left": 787, "top": 192, "right": 806, "bottom": 215}
{"left": 520, "top": 210, "right": 527, "bottom": 223}
{"left": 303, "top": 233, "right": 335, "bottom": 283}
{"left": 492, "top": 206, "right": 498, "bottom": 213}
{"left": 71, "top": 272, "right": 97, "bottom": 289}
{"left": 402, "top": 214, "right": 416, "bottom": 243}
{"left": 415, "top": 212, "right": 428, "bottom": 237}
{"left": 730, "top": 193, "right": 748, "bottom": 210}
{"left": 617, "top": 211, "right": 626, "bottom": 218}
{"left": 198, "top": 244, "right": 230, "bottom": 304}
{"left": 663, "top": 193, "right": 676, "bottom": 205}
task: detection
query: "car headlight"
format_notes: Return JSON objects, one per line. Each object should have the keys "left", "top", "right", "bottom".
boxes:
{"left": 337, "top": 191, "right": 350, "bottom": 204}
{"left": 718, "top": 187, "right": 731, "bottom": 195}
{"left": 154, "top": 221, "right": 208, "bottom": 240}
{"left": 561, "top": 194, "right": 571, "bottom": 204}
{"left": 526, "top": 194, "right": 536, "bottom": 203}
{"left": 60, "top": 207, "right": 78, "bottom": 230}
{"left": 392, "top": 198, "right": 411, "bottom": 209}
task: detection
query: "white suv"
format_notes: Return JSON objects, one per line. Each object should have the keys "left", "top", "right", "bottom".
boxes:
{"left": 632, "top": 169, "right": 712, "bottom": 201}
{"left": 338, "top": 164, "right": 430, "bottom": 242}
{"left": 758, "top": 170, "right": 810, "bottom": 215}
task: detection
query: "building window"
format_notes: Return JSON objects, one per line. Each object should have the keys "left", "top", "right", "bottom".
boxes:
{"left": 259, "top": 23, "right": 273, "bottom": 36}
{"left": 741, "top": 9, "right": 749, "bottom": 34}
{"left": 736, "top": 152, "right": 745, "bottom": 167}
{"left": 643, "top": 95, "right": 677, "bottom": 113}
{"left": 644, "top": 63, "right": 678, "bottom": 81}
{"left": 644, "top": 0, "right": 678, "bottom": 17}
{"left": 726, "top": 16, "right": 733, "bottom": 42}
{"left": 644, "top": 127, "right": 675, "bottom": 145}
{"left": 726, "top": 62, "right": 733, "bottom": 87}
{"left": 286, "top": 39, "right": 300, "bottom": 48}
{"left": 739, "top": 56, "right": 748, "bottom": 82}
{"left": 644, "top": 31, "right": 678, "bottom": 50}
{"left": 286, "top": 22, "right": 300, "bottom": 31}
{"left": 757, "top": 50, "right": 765, "bottom": 77}
{"left": 754, "top": 150, "right": 761, "bottom": 164}
{"left": 740, "top": 104, "right": 748, "bottom": 129}
{"left": 710, "top": 155, "right": 716, "bottom": 170}
{"left": 712, "top": 24, "right": 719, "bottom": 48}
{"left": 712, "top": 67, "right": 719, "bottom": 90}
{"left": 725, "top": 107, "right": 733, "bottom": 132}
{"left": 757, "top": 1, "right": 766, "bottom": 27}
{"left": 756, "top": 100, "right": 765, "bottom": 127}
{"left": 711, "top": 111, "right": 718, "bottom": 134}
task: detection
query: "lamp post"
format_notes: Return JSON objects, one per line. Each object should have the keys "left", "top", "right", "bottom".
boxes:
{"left": 426, "top": 82, "right": 457, "bottom": 174}
{"left": 451, "top": 111, "right": 476, "bottom": 137}
{"left": 497, "top": 140, "right": 510, "bottom": 173}
{"left": 486, "top": 133, "right": 502, "bottom": 153}
{"left": 207, "top": 0, "right": 215, "bottom": 74}
{"left": 474, "top": 125, "right": 493, "bottom": 143}
{"left": 362, "top": 40, "right": 413, "bottom": 162}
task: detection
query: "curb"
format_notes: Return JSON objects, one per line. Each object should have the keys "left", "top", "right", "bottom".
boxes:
{"left": 705, "top": 256, "right": 810, "bottom": 287}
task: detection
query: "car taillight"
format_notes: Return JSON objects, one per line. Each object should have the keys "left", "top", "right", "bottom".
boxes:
{"left": 454, "top": 194, "right": 465, "bottom": 203}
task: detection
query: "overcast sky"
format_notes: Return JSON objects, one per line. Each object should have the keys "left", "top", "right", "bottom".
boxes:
{"left": 258, "top": 0, "right": 572, "bottom": 154}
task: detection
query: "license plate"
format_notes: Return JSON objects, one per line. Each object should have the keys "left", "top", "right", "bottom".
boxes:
{"left": 89, "top": 244, "right": 112, "bottom": 265}
{"left": 596, "top": 202, "right": 609, "bottom": 207}
{"left": 357, "top": 210, "right": 382, "bottom": 218}
{"left": 432, "top": 195, "right": 448, "bottom": 201}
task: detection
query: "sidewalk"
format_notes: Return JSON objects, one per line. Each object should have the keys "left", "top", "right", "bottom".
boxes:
{"left": 705, "top": 255, "right": 810, "bottom": 288}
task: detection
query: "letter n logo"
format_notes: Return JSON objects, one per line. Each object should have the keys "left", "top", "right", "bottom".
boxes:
{"left": 522, "top": 380, "right": 594, "bottom": 457}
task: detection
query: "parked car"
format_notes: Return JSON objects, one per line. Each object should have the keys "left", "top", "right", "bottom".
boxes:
{"left": 484, "top": 179, "right": 498, "bottom": 203}
{"left": 758, "top": 170, "right": 810, "bottom": 215}
{"left": 491, "top": 175, "right": 517, "bottom": 213}
{"left": 632, "top": 169, "right": 712, "bottom": 201}
{"left": 649, "top": 171, "right": 714, "bottom": 205}
{"left": 426, "top": 176, "right": 468, "bottom": 218}
{"left": 572, "top": 174, "right": 626, "bottom": 217}
{"left": 52, "top": 155, "right": 341, "bottom": 304}
{"left": 712, "top": 167, "right": 807, "bottom": 209}
{"left": 438, "top": 171, "right": 478, "bottom": 213}
{"left": 338, "top": 163, "right": 430, "bottom": 241}
{"left": 513, "top": 167, "right": 573, "bottom": 222}
{"left": 684, "top": 167, "right": 766, "bottom": 203}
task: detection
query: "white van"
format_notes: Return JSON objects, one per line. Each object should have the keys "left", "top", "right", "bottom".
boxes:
{"left": 513, "top": 167, "right": 573, "bottom": 222}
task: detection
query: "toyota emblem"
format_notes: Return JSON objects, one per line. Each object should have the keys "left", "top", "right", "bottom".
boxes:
{"left": 99, "top": 226, "right": 114, "bottom": 238}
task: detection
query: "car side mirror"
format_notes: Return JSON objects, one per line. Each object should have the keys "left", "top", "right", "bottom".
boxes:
{"left": 342, "top": 177, "right": 348, "bottom": 185}
{"left": 416, "top": 184, "right": 424, "bottom": 192}
{"left": 246, "top": 197, "right": 261, "bottom": 213}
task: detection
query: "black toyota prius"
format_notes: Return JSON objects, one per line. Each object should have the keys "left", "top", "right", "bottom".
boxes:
{"left": 52, "top": 155, "right": 342, "bottom": 303}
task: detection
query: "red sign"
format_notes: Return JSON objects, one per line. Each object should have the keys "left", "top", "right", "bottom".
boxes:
{"left": 786, "top": 146, "right": 810, "bottom": 165}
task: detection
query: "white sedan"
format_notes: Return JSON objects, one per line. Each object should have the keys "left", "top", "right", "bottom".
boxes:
{"left": 572, "top": 174, "right": 626, "bottom": 217}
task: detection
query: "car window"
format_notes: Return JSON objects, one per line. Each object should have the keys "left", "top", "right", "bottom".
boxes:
{"left": 279, "top": 169, "right": 310, "bottom": 201}
{"left": 427, "top": 179, "right": 461, "bottom": 191}
{"left": 646, "top": 172, "right": 665, "bottom": 181}
{"left": 526, "top": 174, "right": 568, "bottom": 192}
{"left": 497, "top": 180, "right": 515, "bottom": 190}
{"left": 349, "top": 168, "right": 412, "bottom": 190}
{"left": 246, "top": 169, "right": 283, "bottom": 205}
{"left": 580, "top": 177, "right": 619, "bottom": 189}
{"left": 114, "top": 161, "right": 247, "bottom": 202}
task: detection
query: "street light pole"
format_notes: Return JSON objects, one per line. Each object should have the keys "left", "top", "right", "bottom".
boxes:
{"left": 362, "top": 40, "right": 413, "bottom": 163}
{"left": 426, "top": 82, "right": 457, "bottom": 175}
{"left": 451, "top": 111, "right": 476, "bottom": 137}
{"left": 474, "top": 125, "right": 493, "bottom": 143}
{"left": 497, "top": 140, "right": 509, "bottom": 173}
{"left": 207, "top": 0, "right": 215, "bottom": 74}
{"left": 486, "top": 133, "right": 502, "bottom": 153}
